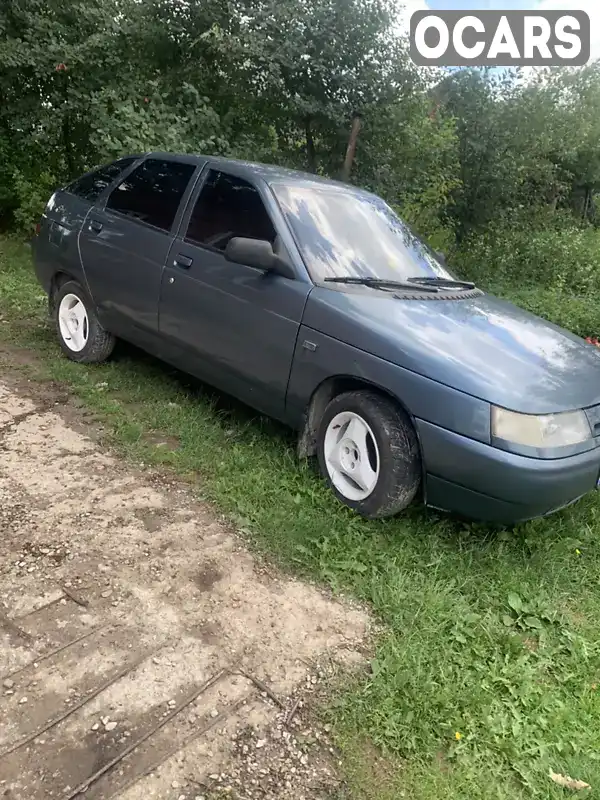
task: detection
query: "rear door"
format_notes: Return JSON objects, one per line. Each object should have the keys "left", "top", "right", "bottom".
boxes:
{"left": 158, "top": 167, "right": 311, "bottom": 420}
{"left": 79, "top": 156, "right": 200, "bottom": 347}
{"left": 34, "top": 157, "right": 138, "bottom": 295}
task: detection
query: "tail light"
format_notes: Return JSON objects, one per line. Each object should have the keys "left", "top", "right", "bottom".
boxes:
{"left": 35, "top": 220, "right": 41, "bottom": 237}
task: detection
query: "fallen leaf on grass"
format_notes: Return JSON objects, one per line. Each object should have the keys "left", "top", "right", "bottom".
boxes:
{"left": 549, "top": 770, "right": 590, "bottom": 791}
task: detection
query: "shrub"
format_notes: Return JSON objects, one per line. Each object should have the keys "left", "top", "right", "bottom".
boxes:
{"left": 454, "top": 212, "right": 600, "bottom": 296}
{"left": 12, "top": 169, "right": 62, "bottom": 235}
{"left": 499, "top": 285, "right": 600, "bottom": 338}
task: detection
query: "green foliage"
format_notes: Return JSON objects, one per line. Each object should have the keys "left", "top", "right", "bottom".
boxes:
{"left": 450, "top": 207, "right": 600, "bottom": 339}
{"left": 12, "top": 168, "right": 61, "bottom": 233}
{"left": 435, "top": 65, "right": 600, "bottom": 241}
{"left": 88, "top": 83, "right": 227, "bottom": 161}
{"left": 0, "top": 0, "right": 429, "bottom": 230}
{"left": 356, "top": 99, "right": 460, "bottom": 248}
{"left": 2, "top": 0, "right": 600, "bottom": 263}
{"left": 455, "top": 212, "right": 600, "bottom": 293}
{"left": 502, "top": 285, "right": 600, "bottom": 340}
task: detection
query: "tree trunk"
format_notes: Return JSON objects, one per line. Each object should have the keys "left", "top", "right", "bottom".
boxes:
{"left": 340, "top": 114, "right": 361, "bottom": 182}
{"left": 62, "top": 115, "right": 75, "bottom": 178}
{"left": 305, "top": 117, "right": 316, "bottom": 173}
{"left": 583, "top": 187, "right": 592, "bottom": 221}
{"left": 61, "top": 73, "right": 75, "bottom": 179}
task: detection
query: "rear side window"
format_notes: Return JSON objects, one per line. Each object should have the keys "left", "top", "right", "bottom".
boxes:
{"left": 106, "top": 158, "right": 196, "bottom": 232}
{"left": 66, "top": 157, "right": 137, "bottom": 202}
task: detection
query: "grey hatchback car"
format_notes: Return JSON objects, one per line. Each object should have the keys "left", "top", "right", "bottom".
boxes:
{"left": 33, "top": 152, "right": 600, "bottom": 523}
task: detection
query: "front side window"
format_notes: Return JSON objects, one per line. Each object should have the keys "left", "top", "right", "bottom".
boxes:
{"left": 66, "top": 157, "right": 136, "bottom": 202}
{"left": 272, "top": 183, "right": 456, "bottom": 283}
{"left": 106, "top": 158, "right": 196, "bottom": 232}
{"left": 186, "top": 170, "right": 276, "bottom": 251}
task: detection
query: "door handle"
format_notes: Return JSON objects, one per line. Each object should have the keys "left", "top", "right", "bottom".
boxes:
{"left": 89, "top": 220, "right": 103, "bottom": 233}
{"left": 174, "top": 254, "right": 193, "bottom": 269}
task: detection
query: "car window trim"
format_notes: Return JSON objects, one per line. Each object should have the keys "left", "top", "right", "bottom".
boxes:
{"left": 100, "top": 158, "right": 204, "bottom": 235}
{"left": 267, "top": 182, "right": 315, "bottom": 285}
{"left": 102, "top": 206, "right": 177, "bottom": 236}
{"left": 179, "top": 166, "right": 276, "bottom": 255}
{"left": 179, "top": 164, "right": 283, "bottom": 242}
{"left": 269, "top": 181, "right": 456, "bottom": 286}
{"left": 144, "top": 152, "right": 201, "bottom": 165}
{"left": 183, "top": 238, "right": 231, "bottom": 258}
{"left": 174, "top": 162, "right": 212, "bottom": 239}
{"left": 93, "top": 156, "right": 145, "bottom": 206}
{"left": 176, "top": 164, "right": 302, "bottom": 279}
{"left": 63, "top": 156, "right": 142, "bottom": 201}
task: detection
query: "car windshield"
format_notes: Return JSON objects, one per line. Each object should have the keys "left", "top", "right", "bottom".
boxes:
{"left": 272, "top": 183, "right": 457, "bottom": 283}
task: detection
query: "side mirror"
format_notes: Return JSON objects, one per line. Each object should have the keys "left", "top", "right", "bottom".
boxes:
{"left": 224, "top": 237, "right": 294, "bottom": 279}
{"left": 436, "top": 250, "right": 447, "bottom": 265}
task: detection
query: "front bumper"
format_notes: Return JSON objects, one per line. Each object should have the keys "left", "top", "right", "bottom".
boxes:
{"left": 417, "top": 419, "right": 600, "bottom": 523}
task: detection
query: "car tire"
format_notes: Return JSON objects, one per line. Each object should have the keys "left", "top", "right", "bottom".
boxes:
{"left": 53, "top": 280, "right": 115, "bottom": 364}
{"left": 317, "top": 390, "right": 421, "bottom": 519}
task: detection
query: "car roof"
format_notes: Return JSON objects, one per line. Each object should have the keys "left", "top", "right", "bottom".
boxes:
{"left": 143, "top": 151, "right": 370, "bottom": 197}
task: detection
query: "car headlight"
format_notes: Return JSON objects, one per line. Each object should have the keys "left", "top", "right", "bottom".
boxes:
{"left": 491, "top": 407, "right": 592, "bottom": 449}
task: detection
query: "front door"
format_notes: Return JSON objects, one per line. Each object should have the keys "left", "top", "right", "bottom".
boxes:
{"left": 158, "top": 168, "right": 311, "bottom": 420}
{"left": 79, "top": 157, "right": 199, "bottom": 346}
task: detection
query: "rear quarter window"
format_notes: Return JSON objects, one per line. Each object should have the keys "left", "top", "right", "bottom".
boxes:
{"left": 65, "top": 157, "right": 137, "bottom": 203}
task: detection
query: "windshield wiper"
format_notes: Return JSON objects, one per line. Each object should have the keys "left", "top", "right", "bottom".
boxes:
{"left": 407, "top": 277, "right": 476, "bottom": 290}
{"left": 324, "top": 276, "right": 439, "bottom": 293}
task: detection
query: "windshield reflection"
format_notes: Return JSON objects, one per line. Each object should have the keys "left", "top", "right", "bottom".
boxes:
{"left": 272, "top": 183, "right": 455, "bottom": 283}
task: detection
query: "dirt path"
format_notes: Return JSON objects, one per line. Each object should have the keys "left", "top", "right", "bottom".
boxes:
{"left": 0, "top": 370, "right": 369, "bottom": 799}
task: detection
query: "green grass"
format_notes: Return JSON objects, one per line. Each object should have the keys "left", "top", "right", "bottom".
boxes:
{"left": 2, "top": 235, "right": 600, "bottom": 798}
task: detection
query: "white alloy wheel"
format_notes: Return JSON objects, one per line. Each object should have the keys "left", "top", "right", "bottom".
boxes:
{"left": 58, "top": 293, "right": 89, "bottom": 352}
{"left": 323, "top": 411, "right": 380, "bottom": 501}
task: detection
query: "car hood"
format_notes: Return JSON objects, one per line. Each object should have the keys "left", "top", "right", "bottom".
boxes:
{"left": 304, "top": 287, "right": 600, "bottom": 413}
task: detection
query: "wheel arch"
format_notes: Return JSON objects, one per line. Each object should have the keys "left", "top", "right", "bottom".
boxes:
{"left": 297, "top": 374, "right": 422, "bottom": 461}
{"left": 48, "top": 271, "right": 78, "bottom": 314}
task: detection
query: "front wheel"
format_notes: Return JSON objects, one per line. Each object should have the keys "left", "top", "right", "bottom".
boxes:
{"left": 54, "top": 280, "right": 115, "bottom": 363}
{"left": 317, "top": 390, "right": 421, "bottom": 519}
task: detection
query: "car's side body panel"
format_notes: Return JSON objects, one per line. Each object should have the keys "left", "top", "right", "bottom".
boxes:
{"left": 79, "top": 210, "right": 175, "bottom": 345}
{"left": 300, "top": 286, "right": 600, "bottom": 415}
{"left": 77, "top": 156, "right": 205, "bottom": 347}
{"left": 286, "top": 325, "right": 492, "bottom": 440}
{"left": 33, "top": 157, "right": 146, "bottom": 301}
{"left": 32, "top": 191, "right": 91, "bottom": 296}
{"left": 156, "top": 162, "right": 313, "bottom": 421}
{"left": 158, "top": 249, "right": 311, "bottom": 421}
{"left": 286, "top": 326, "right": 600, "bottom": 522}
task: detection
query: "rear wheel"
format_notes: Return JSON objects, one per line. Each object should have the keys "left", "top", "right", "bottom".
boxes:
{"left": 54, "top": 280, "right": 115, "bottom": 363}
{"left": 317, "top": 390, "right": 421, "bottom": 519}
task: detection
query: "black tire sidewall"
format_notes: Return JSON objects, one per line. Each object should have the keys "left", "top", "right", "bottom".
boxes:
{"left": 53, "top": 281, "right": 104, "bottom": 363}
{"left": 317, "top": 392, "right": 420, "bottom": 518}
